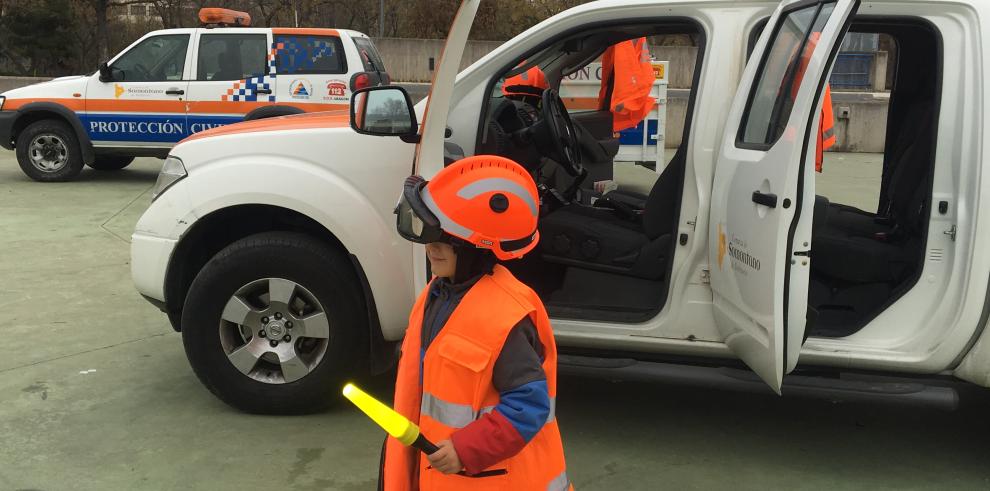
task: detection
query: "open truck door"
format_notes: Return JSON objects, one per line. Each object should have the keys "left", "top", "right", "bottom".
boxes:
{"left": 409, "top": 0, "right": 482, "bottom": 287}
{"left": 709, "top": 0, "right": 859, "bottom": 392}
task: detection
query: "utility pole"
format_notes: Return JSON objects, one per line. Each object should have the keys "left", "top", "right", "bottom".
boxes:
{"left": 379, "top": 0, "right": 384, "bottom": 37}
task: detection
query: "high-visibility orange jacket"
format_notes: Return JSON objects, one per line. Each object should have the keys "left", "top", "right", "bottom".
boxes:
{"left": 817, "top": 85, "right": 836, "bottom": 172}
{"left": 790, "top": 31, "right": 836, "bottom": 172}
{"left": 597, "top": 38, "right": 656, "bottom": 132}
{"left": 502, "top": 66, "right": 549, "bottom": 97}
{"left": 383, "top": 265, "right": 571, "bottom": 491}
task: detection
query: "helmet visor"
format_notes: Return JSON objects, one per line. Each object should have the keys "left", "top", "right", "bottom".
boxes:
{"left": 395, "top": 176, "right": 444, "bottom": 244}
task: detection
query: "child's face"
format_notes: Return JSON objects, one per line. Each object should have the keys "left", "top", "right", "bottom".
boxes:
{"left": 426, "top": 242, "right": 457, "bottom": 279}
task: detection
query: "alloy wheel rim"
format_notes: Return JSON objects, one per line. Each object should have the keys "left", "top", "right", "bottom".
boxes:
{"left": 218, "top": 278, "right": 331, "bottom": 384}
{"left": 28, "top": 134, "right": 69, "bottom": 172}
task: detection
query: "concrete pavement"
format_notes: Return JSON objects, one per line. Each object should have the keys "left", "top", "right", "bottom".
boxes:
{"left": 1, "top": 153, "right": 988, "bottom": 490}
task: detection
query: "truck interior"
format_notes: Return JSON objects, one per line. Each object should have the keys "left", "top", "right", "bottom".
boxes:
{"left": 806, "top": 19, "right": 941, "bottom": 338}
{"left": 467, "top": 15, "right": 940, "bottom": 334}
{"left": 472, "top": 21, "right": 704, "bottom": 323}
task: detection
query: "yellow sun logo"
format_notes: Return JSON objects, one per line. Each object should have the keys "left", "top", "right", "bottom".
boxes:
{"left": 717, "top": 223, "right": 727, "bottom": 270}
{"left": 114, "top": 84, "right": 125, "bottom": 98}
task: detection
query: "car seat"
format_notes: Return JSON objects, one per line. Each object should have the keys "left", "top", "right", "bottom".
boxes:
{"left": 537, "top": 151, "right": 683, "bottom": 280}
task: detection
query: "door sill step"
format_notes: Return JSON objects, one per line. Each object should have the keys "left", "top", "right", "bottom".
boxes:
{"left": 558, "top": 354, "right": 959, "bottom": 410}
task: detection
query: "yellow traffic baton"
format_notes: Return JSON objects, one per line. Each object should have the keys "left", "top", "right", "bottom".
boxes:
{"left": 342, "top": 383, "right": 439, "bottom": 454}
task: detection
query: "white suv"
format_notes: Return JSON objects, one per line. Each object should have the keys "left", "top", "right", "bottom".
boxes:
{"left": 0, "top": 8, "right": 388, "bottom": 181}
{"left": 133, "top": 0, "right": 990, "bottom": 414}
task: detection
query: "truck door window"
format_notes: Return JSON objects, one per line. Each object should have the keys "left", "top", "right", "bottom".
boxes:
{"left": 197, "top": 34, "right": 268, "bottom": 81}
{"left": 111, "top": 34, "right": 190, "bottom": 82}
{"left": 739, "top": 2, "right": 835, "bottom": 148}
{"left": 274, "top": 35, "right": 346, "bottom": 74}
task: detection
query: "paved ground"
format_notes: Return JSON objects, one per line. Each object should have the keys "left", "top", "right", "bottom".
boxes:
{"left": 1, "top": 152, "right": 989, "bottom": 490}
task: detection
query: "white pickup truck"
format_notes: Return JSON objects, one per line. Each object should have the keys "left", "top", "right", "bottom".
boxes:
{"left": 132, "top": 0, "right": 990, "bottom": 414}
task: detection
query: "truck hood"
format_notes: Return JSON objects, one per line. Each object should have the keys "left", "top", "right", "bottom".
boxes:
{"left": 181, "top": 110, "right": 352, "bottom": 143}
{"left": 1, "top": 75, "right": 89, "bottom": 99}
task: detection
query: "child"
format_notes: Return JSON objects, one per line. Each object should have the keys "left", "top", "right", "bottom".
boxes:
{"left": 381, "top": 156, "right": 571, "bottom": 490}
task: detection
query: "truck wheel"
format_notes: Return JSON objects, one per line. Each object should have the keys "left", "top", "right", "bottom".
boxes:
{"left": 87, "top": 156, "right": 134, "bottom": 171}
{"left": 181, "top": 232, "right": 369, "bottom": 414}
{"left": 15, "top": 119, "right": 84, "bottom": 182}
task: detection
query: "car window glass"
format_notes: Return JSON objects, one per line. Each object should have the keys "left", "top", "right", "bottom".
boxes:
{"left": 481, "top": 24, "right": 703, "bottom": 189}
{"left": 197, "top": 34, "right": 268, "bottom": 81}
{"left": 739, "top": 2, "right": 835, "bottom": 147}
{"left": 274, "top": 35, "right": 346, "bottom": 74}
{"left": 353, "top": 37, "right": 387, "bottom": 72}
{"left": 112, "top": 34, "right": 190, "bottom": 82}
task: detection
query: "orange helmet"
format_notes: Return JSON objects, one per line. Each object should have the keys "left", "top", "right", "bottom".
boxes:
{"left": 394, "top": 155, "right": 540, "bottom": 260}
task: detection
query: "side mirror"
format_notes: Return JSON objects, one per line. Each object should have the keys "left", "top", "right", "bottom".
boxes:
{"left": 350, "top": 86, "right": 418, "bottom": 142}
{"left": 98, "top": 62, "right": 113, "bottom": 83}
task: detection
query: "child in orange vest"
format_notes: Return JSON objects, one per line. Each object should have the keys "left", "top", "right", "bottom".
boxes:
{"left": 383, "top": 156, "right": 571, "bottom": 490}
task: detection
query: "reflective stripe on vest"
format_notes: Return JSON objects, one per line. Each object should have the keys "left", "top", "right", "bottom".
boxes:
{"left": 548, "top": 470, "right": 570, "bottom": 491}
{"left": 421, "top": 392, "right": 495, "bottom": 429}
{"left": 421, "top": 392, "right": 558, "bottom": 429}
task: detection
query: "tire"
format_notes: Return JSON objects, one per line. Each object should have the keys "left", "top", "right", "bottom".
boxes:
{"left": 181, "top": 232, "right": 369, "bottom": 414}
{"left": 87, "top": 156, "right": 134, "bottom": 171}
{"left": 15, "top": 119, "right": 84, "bottom": 182}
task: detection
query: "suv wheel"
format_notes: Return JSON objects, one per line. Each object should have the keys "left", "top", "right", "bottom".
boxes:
{"left": 15, "top": 120, "right": 84, "bottom": 182}
{"left": 181, "top": 232, "right": 368, "bottom": 414}
{"left": 87, "top": 156, "right": 134, "bottom": 171}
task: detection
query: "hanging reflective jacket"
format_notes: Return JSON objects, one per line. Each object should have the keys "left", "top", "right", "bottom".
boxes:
{"left": 789, "top": 31, "right": 837, "bottom": 172}
{"left": 502, "top": 66, "right": 549, "bottom": 98}
{"left": 597, "top": 38, "right": 656, "bottom": 132}
{"left": 383, "top": 265, "right": 571, "bottom": 491}
{"left": 816, "top": 85, "right": 836, "bottom": 172}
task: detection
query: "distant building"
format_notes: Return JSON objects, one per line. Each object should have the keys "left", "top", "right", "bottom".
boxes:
{"left": 116, "top": 2, "right": 157, "bottom": 22}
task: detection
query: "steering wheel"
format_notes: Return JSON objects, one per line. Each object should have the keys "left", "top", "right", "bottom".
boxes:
{"left": 540, "top": 88, "right": 583, "bottom": 176}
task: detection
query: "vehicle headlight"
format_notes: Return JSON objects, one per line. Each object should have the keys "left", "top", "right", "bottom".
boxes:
{"left": 152, "top": 155, "right": 187, "bottom": 201}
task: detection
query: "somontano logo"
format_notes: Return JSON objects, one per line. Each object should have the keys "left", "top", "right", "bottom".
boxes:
{"left": 727, "top": 241, "right": 761, "bottom": 271}
{"left": 717, "top": 224, "right": 761, "bottom": 273}
{"left": 113, "top": 85, "right": 166, "bottom": 99}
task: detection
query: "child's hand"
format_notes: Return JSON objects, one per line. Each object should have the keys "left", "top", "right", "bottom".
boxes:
{"left": 426, "top": 439, "right": 463, "bottom": 474}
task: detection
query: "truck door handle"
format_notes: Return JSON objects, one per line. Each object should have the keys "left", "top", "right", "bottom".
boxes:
{"left": 255, "top": 88, "right": 272, "bottom": 94}
{"left": 166, "top": 88, "right": 185, "bottom": 96}
{"left": 752, "top": 191, "right": 778, "bottom": 208}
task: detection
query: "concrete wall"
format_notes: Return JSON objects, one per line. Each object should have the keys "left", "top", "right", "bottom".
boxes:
{"left": 373, "top": 38, "right": 503, "bottom": 83}
{"left": 649, "top": 46, "right": 698, "bottom": 89}
{"left": 373, "top": 40, "right": 701, "bottom": 88}
{"left": 0, "top": 77, "right": 51, "bottom": 94}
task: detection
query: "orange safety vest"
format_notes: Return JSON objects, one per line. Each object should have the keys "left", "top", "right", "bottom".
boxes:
{"left": 383, "top": 265, "right": 571, "bottom": 491}
{"left": 597, "top": 38, "right": 656, "bottom": 132}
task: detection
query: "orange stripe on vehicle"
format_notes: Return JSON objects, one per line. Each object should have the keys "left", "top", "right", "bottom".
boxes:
{"left": 181, "top": 110, "right": 351, "bottom": 143}
{"left": 4, "top": 98, "right": 86, "bottom": 111}
{"left": 272, "top": 28, "right": 339, "bottom": 37}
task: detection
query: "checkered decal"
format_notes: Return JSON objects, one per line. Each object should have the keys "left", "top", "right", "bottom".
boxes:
{"left": 221, "top": 45, "right": 279, "bottom": 102}
{"left": 273, "top": 36, "right": 339, "bottom": 74}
